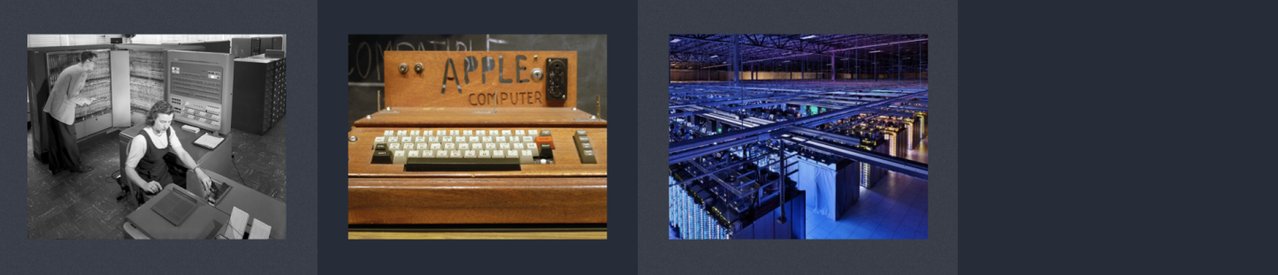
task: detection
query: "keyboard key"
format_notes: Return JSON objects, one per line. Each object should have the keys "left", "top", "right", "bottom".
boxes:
{"left": 430, "top": 143, "right": 442, "bottom": 150}
{"left": 481, "top": 136, "right": 493, "bottom": 143}
{"left": 463, "top": 150, "right": 477, "bottom": 158}
{"left": 515, "top": 130, "right": 526, "bottom": 136}
{"left": 410, "top": 130, "right": 421, "bottom": 136}
{"left": 383, "top": 130, "right": 394, "bottom": 136}
{"left": 372, "top": 149, "right": 392, "bottom": 164}
{"left": 538, "top": 144, "right": 553, "bottom": 159}
{"left": 467, "top": 136, "right": 480, "bottom": 143}
{"left": 404, "top": 157, "right": 520, "bottom": 172}
{"left": 388, "top": 136, "right": 400, "bottom": 143}
{"left": 414, "top": 136, "right": 426, "bottom": 143}
{"left": 478, "top": 150, "right": 491, "bottom": 158}
{"left": 393, "top": 150, "right": 407, "bottom": 163}
{"left": 535, "top": 136, "right": 554, "bottom": 149}
{"left": 396, "top": 130, "right": 408, "bottom": 136}
{"left": 458, "top": 143, "right": 470, "bottom": 150}
{"left": 501, "top": 130, "right": 513, "bottom": 136}
{"left": 496, "top": 136, "right": 508, "bottom": 143}
{"left": 462, "top": 130, "right": 473, "bottom": 136}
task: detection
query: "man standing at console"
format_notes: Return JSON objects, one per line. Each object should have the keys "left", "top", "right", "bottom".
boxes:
{"left": 43, "top": 51, "right": 96, "bottom": 173}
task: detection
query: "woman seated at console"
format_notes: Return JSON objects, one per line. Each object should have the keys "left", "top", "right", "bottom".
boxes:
{"left": 125, "top": 101, "right": 212, "bottom": 198}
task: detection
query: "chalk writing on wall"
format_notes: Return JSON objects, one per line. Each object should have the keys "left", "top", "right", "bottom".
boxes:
{"left": 349, "top": 35, "right": 501, "bottom": 83}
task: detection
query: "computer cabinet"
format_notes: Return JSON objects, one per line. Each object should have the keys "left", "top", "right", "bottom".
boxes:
{"left": 231, "top": 55, "right": 286, "bottom": 135}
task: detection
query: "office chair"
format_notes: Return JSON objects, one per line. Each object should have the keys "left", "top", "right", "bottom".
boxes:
{"left": 114, "top": 153, "right": 189, "bottom": 205}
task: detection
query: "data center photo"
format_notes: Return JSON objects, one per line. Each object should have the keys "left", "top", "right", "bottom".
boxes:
{"left": 26, "top": 34, "right": 288, "bottom": 239}
{"left": 347, "top": 34, "right": 608, "bottom": 239}
{"left": 668, "top": 34, "right": 928, "bottom": 240}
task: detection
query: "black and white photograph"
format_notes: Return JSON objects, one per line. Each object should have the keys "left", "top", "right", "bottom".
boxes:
{"left": 26, "top": 34, "right": 288, "bottom": 240}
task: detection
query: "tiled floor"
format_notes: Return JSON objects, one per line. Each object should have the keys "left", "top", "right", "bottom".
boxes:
{"left": 26, "top": 116, "right": 287, "bottom": 239}
{"left": 806, "top": 137, "right": 928, "bottom": 240}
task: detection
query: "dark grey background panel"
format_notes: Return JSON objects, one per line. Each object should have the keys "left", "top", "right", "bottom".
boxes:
{"left": 638, "top": 0, "right": 957, "bottom": 274}
{"left": 318, "top": 0, "right": 637, "bottom": 274}
{"left": 2, "top": 0, "right": 317, "bottom": 273}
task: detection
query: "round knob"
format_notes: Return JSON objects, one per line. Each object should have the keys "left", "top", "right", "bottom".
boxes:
{"left": 414, "top": 63, "right": 424, "bottom": 73}
{"left": 531, "top": 68, "right": 544, "bottom": 80}
{"left": 349, "top": 135, "right": 358, "bottom": 142}
{"left": 398, "top": 63, "right": 408, "bottom": 74}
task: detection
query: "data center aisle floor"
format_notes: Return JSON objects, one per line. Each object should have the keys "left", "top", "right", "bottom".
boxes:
{"left": 26, "top": 117, "right": 287, "bottom": 239}
{"left": 805, "top": 137, "right": 928, "bottom": 240}
{"left": 805, "top": 172, "right": 928, "bottom": 239}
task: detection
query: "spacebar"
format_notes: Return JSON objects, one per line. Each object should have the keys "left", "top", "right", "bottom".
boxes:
{"left": 404, "top": 158, "right": 522, "bottom": 172}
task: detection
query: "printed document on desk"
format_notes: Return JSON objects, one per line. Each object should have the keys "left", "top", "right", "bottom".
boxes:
{"left": 223, "top": 207, "right": 249, "bottom": 239}
{"left": 249, "top": 219, "right": 272, "bottom": 239}
{"left": 195, "top": 133, "right": 225, "bottom": 150}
